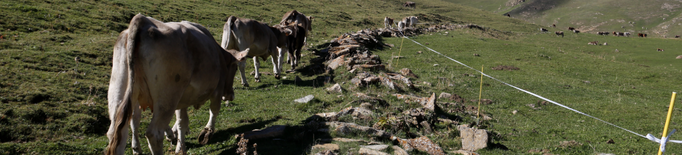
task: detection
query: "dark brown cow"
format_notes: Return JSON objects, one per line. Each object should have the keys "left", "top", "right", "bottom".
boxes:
{"left": 676, "top": 35, "right": 680, "bottom": 38}
{"left": 404, "top": 1, "right": 416, "bottom": 8}
{"left": 598, "top": 32, "right": 610, "bottom": 35}
{"left": 279, "top": 24, "right": 306, "bottom": 70}
{"left": 552, "top": 24, "right": 556, "bottom": 27}
{"left": 540, "top": 28, "right": 548, "bottom": 32}
{"left": 568, "top": 27, "right": 575, "bottom": 31}
{"left": 555, "top": 31, "right": 564, "bottom": 37}
{"left": 638, "top": 33, "right": 644, "bottom": 37}
{"left": 658, "top": 48, "right": 664, "bottom": 51}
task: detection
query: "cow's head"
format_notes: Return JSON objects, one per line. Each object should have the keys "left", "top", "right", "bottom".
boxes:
{"left": 223, "top": 48, "right": 249, "bottom": 101}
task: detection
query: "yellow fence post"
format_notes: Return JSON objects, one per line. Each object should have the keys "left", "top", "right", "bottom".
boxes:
{"left": 477, "top": 65, "right": 483, "bottom": 118}
{"left": 658, "top": 92, "right": 677, "bottom": 155}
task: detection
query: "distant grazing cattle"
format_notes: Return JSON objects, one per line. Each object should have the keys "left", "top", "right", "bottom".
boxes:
{"left": 603, "top": 42, "right": 608, "bottom": 46}
{"left": 106, "top": 14, "right": 249, "bottom": 155}
{"left": 624, "top": 32, "right": 631, "bottom": 37}
{"left": 638, "top": 33, "right": 644, "bottom": 37}
{"left": 613, "top": 31, "right": 625, "bottom": 37}
{"left": 552, "top": 24, "right": 556, "bottom": 27}
{"left": 598, "top": 32, "right": 610, "bottom": 35}
{"left": 658, "top": 48, "right": 664, "bottom": 51}
{"left": 644, "top": 34, "right": 647, "bottom": 37}
{"left": 555, "top": 31, "right": 564, "bottom": 37}
{"left": 588, "top": 41, "right": 599, "bottom": 45}
{"left": 676, "top": 35, "right": 680, "bottom": 38}
{"left": 504, "top": 13, "right": 511, "bottom": 17}
{"left": 572, "top": 30, "right": 580, "bottom": 33}
{"left": 568, "top": 27, "right": 575, "bottom": 31}
{"left": 403, "top": 1, "right": 416, "bottom": 8}
{"left": 384, "top": 17, "right": 394, "bottom": 29}
{"left": 222, "top": 16, "right": 293, "bottom": 87}
{"left": 540, "top": 28, "right": 548, "bottom": 32}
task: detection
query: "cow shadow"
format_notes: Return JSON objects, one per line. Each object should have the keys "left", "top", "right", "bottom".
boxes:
{"left": 184, "top": 116, "right": 281, "bottom": 150}
{"left": 213, "top": 115, "right": 334, "bottom": 155}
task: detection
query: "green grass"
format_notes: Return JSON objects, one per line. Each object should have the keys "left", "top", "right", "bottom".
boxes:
{"left": 1, "top": 0, "right": 682, "bottom": 154}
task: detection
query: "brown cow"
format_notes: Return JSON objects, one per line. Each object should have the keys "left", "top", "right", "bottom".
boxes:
{"left": 552, "top": 24, "right": 556, "bottom": 27}
{"left": 555, "top": 31, "right": 564, "bottom": 37}
{"left": 568, "top": 27, "right": 575, "bottom": 31}
{"left": 676, "top": 35, "right": 680, "bottom": 38}
{"left": 404, "top": 1, "right": 416, "bottom": 8}
{"left": 105, "top": 14, "right": 249, "bottom": 155}
{"left": 638, "top": 33, "right": 644, "bottom": 37}
{"left": 658, "top": 48, "right": 664, "bottom": 51}
{"left": 278, "top": 24, "right": 306, "bottom": 70}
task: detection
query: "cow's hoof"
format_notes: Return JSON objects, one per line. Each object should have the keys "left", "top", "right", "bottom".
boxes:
{"left": 255, "top": 78, "right": 261, "bottom": 82}
{"left": 198, "top": 127, "right": 214, "bottom": 145}
{"left": 242, "top": 83, "right": 250, "bottom": 87}
{"left": 275, "top": 74, "right": 281, "bottom": 79}
{"left": 132, "top": 147, "right": 142, "bottom": 155}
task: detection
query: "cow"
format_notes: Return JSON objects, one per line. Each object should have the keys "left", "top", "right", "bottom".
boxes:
{"left": 105, "top": 14, "right": 249, "bottom": 155}
{"left": 658, "top": 48, "right": 664, "bottom": 51}
{"left": 588, "top": 41, "right": 599, "bottom": 45}
{"left": 397, "top": 21, "right": 406, "bottom": 30}
{"left": 280, "top": 24, "right": 306, "bottom": 70}
{"left": 676, "top": 35, "right": 680, "bottom": 38}
{"left": 613, "top": 31, "right": 625, "bottom": 37}
{"left": 573, "top": 30, "right": 580, "bottom": 33}
{"left": 401, "top": 16, "right": 418, "bottom": 28}
{"left": 603, "top": 42, "right": 608, "bottom": 46}
{"left": 404, "top": 1, "right": 416, "bottom": 8}
{"left": 555, "top": 31, "right": 564, "bottom": 37}
{"left": 638, "top": 33, "right": 644, "bottom": 37}
{"left": 598, "top": 32, "right": 609, "bottom": 35}
{"left": 624, "top": 32, "right": 631, "bottom": 37}
{"left": 222, "top": 16, "right": 293, "bottom": 87}
{"left": 280, "top": 10, "right": 313, "bottom": 67}
{"left": 384, "top": 17, "right": 394, "bottom": 29}
{"left": 644, "top": 33, "right": 647, "bottom": 37}
{"left": 552, "top": 24, "right": 556, "bottom": 27}
{"left": 540, "top": 28, "right": 548, "bottom": 32}
{"left": 504, "top": 13, "right": 511, "bottom": 17}
{"left": 568, "top": 27, "right": 575, "bottom": 31}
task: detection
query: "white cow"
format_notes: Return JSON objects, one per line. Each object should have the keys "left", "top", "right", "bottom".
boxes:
{"left": 222, "top": 16, "right": 292, "bottom": 87}
{"left": 106, "top": 14, "right": 249, "bottom": 155}
{"left": 402, "top": 16, "right": 418, "bottom": 28}
{"left": 384, "top": 17, "right": 394, "bottom": 29}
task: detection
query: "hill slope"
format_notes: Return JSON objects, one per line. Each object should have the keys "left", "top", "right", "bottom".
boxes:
{"left": 446, "top": 0, "right": 682, "bottom": 37}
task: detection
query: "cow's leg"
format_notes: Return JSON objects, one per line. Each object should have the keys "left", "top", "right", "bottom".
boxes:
{"left": 253, "top": 57, "right": 261, "bottom": 82}
{"left": 238, "top": 61, "right": 249, "bottom": 87}
{"left": 272, "top": 47, "right": 284, "bottom": 79}
{"left": 130, "top": 105, "right": 142, "bottom": 155}
{"left": 198, "top": 97, "right": 221, "bottom": 145}
{"left": 174, "top": 108, "right": 189, "bottom": 154}
{"left": 145, "top": 107, "right": 174, "bottom": 155}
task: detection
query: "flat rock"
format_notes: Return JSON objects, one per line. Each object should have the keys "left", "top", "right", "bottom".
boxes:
{"left": 358, "top": 148, "right": 390, "bottom": 155}
{"left": 392, "top": 146, "right": 409, "bottom": 155}
{"left": 295, "top": 95, "right": 315, "bottom": 103}
{"left": 361, "top": 145, "right": 389, "bottom": 151}
{"left": 333, "top": 138, "right": 365, "bottom": 143}
{"left": 312, "top": 143, "right": 339, "bottom": 152}
{"left": 242, "top": 125, "right": 286, "bottom": 140}
{"left": 438, "top": 92, "right": 452, "bottom": 99}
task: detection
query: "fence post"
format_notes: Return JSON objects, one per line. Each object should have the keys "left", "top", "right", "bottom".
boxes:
{"left": 658, "top": 92, "right": 677, "bottom": 155}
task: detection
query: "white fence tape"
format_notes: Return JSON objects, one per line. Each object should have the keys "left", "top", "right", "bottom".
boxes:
{"left": 399, "top": 34, "right": 681, "bottom": 144}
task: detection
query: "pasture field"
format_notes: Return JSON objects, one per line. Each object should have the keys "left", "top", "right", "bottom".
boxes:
{"left": 1, "top": 0, "right": 681, "bottom": 154}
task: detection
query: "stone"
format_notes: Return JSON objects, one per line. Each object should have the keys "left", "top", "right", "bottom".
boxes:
{"left": 295, "top": 95, "right": 315, "bottom": 103}
{"left": 326, "top": 83, "right": 343, "bottom": 93}
{"left": 451, "top": 150, "right": 477, "bottom": 155}
{"left": 315, "top": 150, "right": 337, "bottom": 155}
{"left": 333, "top": 138, "right": 365, "bottom": 143}
{"left": 438, "top": 92, "right": 452, "bottom": 99}
{"left": 312, "top": 143, "right": 340, "bottom": 152}
{"left": 358, "top": 148, "right": 390, "bottom": 155}
{"left": 360, "top": 102, "right": 373, "bottom": 109}
{"left": 458, "top": 125, "right": 488, "bottom": 151}
{"left": 392, "top": 146, "right": 409, "bottom": 155}
{"left": 334, "top": 125, "right": 352, "bottom": 135}
{"left": 327, "top": 55, "right": 346, "bottom": 70}
{"left": 420, "top": 93, "right": 437, "bottom": 112}
{"left": 361, "top": 145, "right": 389, "bottom": 151}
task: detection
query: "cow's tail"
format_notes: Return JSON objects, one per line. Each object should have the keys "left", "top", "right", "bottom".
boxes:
{"left": 221, "top": 16, "right": 237, "bottom": 50}
{"left": 106, "top": 14, "right": 146, "bottom": 155}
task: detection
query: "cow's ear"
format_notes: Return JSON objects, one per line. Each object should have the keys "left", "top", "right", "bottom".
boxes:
{"left": 235, "top": 48, "right": 250, "bottom": 62}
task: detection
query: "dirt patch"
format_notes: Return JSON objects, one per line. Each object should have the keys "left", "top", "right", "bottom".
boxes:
{"left": 491, "top": 65, "right": 519, "bottom": 71}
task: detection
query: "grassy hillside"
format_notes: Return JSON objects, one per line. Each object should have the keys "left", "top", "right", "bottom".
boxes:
{"left": 1, "top": 0, "right": 681, "bottom": 154}
{"left": 447, "top": 0, "right": 682, "bottom": 38}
